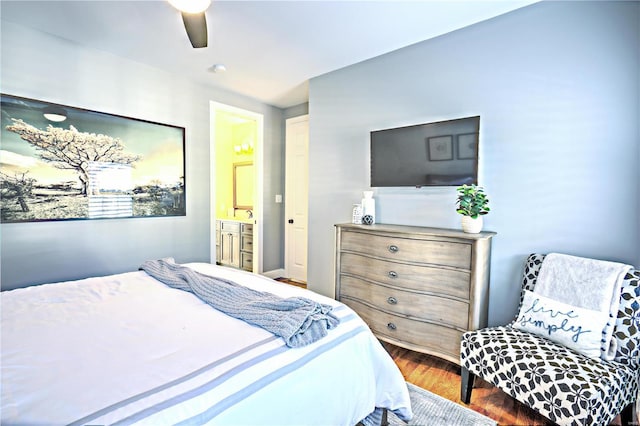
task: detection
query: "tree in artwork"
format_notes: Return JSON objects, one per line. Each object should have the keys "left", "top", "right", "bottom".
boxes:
{"left": 5, "top": 119, "right": 141, "bottom": 196}
{"left": 0, "top": 171, "right": 35, "bottom": 212}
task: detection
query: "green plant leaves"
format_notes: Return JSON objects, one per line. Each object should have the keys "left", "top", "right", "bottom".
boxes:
{"left": 456, "top": 184, "right": 490, "bottom": 217}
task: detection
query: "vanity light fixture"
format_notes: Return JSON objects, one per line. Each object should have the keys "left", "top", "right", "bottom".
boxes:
{"left": 42, "top": 105, "right": 68, "bottom": 122}
{"left": 233, "top": 142, "right": 254, "bottom": 154}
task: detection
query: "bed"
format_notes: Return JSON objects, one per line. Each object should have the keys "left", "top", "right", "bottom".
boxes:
{"left": 1, "top": 260, "right": 412, "bottom": 425}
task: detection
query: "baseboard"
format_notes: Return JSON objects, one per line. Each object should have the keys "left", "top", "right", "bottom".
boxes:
{"left": 262, "top": 268, "right": 285, "bottom": 279}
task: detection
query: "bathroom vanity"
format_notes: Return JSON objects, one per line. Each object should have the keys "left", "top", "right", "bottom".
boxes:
{"left": 215, "top": 218, "right": 253, "bottom": 272}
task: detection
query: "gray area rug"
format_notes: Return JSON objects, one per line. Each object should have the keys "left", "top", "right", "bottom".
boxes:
{"left": 388, "top": 382, "right": 496, "bottom": 426}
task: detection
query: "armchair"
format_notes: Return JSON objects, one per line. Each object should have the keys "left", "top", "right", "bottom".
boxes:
{"left": 460, "top": 254, "right": 639, "bottom": 426}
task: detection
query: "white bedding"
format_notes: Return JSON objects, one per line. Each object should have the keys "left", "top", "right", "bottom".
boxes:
{"left": 1, "top": 262, "right": 412, "bottom": 425}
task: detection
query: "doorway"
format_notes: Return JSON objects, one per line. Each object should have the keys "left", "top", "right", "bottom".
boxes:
{"left": 210, "top": 101, "right": 264, "bottom": 274}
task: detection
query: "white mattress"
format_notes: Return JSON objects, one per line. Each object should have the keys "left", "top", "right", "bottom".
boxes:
{"left": 1, "top": 262, "right": 412, "bottom": 425}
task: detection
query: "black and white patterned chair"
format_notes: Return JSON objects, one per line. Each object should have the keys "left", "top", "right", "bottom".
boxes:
{"left": 460, "top": 254, "right": 640, "bottom": 426}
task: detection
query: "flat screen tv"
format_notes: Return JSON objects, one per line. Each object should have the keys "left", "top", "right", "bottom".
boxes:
{"left": 371, "top": 115, "right": 479, "bottom": 187}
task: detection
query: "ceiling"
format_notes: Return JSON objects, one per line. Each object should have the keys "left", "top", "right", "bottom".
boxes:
{"left": 0, "top": 0, "right": 537, "bottom": 109}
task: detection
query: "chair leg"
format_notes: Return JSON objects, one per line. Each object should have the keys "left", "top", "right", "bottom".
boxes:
{"left": 620, "top": 402, "right": 635, "bottom": 426}
{"left": 460, "top": 367, "right": 475, "bottom": 404}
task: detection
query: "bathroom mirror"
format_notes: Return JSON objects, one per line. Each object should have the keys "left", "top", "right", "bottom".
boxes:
{"left": 233, "top": 162, "right": 254, "bottom": 209}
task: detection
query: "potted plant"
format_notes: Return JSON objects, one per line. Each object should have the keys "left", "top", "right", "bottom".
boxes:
{"left": 456, "top": 184, "right": 490, "bottom": 233}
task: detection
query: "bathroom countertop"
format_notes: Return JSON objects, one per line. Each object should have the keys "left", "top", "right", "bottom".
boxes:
{"left": 216, "top": 216, "right": 254, "bottom": 224}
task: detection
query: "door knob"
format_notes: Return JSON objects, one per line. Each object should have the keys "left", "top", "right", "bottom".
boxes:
{"left": 288, "top": 219, "right": 294, "bottom": 224}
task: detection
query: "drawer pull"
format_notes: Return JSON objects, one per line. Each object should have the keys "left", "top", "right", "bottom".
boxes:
{"left": 387, "top": 322, "right": 397, "bottom": 331}
{"left": 388, "top": 271, "right": 398, "bottom": 279}
{"left": 387, "top": 296, "right": 398, "bottom": 305}
{"left": 388, "top": 245, "right": 399, "bottom": 253}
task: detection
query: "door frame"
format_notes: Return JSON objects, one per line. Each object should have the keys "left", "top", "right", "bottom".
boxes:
{"left": 209, "top": 101, "right": 264, "bottom": 274}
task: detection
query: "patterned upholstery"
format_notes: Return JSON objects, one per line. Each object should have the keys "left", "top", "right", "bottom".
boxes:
{"left": 460, "top": 254, "right": 640, "bottom": 426}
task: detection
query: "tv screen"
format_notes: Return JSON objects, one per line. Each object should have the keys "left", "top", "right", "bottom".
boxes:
{"left": 371, "top": 116, "right": 479, "bottom": 187}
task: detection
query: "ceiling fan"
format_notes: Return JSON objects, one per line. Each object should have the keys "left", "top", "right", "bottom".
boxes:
{"left": 168, "top": 0, "right": 211, "bottom": 48}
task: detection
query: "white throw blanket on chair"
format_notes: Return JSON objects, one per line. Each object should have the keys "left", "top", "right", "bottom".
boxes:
{"left": 534, "top": 253, "right": 632, "bottom": 360}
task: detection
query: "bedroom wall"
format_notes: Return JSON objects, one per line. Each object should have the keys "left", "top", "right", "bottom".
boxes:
{"left": 0, "top": 21, "right": 285, "bottom": 290}
{"left": 283, "top": 103, "right": 309, "bottom": 120}
{"left": 307, "top": 0, "right": 640, "bottom": 325}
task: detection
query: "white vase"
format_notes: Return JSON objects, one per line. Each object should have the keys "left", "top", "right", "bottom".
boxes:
{"left": 362, "top": 191, "right": 375, "bottom": 224}
{"left": 461, "top": 215, "right": 483, "bottom": 234}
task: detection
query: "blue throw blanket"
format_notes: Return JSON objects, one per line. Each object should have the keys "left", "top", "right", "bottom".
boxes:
{"left": 140, "top": 259, "right": 340, "bottom": 348}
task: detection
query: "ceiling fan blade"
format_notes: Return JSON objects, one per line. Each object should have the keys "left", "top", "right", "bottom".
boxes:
{"left": 181, "top": 12, "right": 208, "bottom": 48}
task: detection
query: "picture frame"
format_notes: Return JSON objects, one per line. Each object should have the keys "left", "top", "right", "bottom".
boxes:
{"left": 427, "top": 135, "right": 453, "bottom": 161}
{"left": 0, "top": 93, "right": 186, "bottom": 223}
{"left": 457, "top": 133, "right": 478, "bottom": 159}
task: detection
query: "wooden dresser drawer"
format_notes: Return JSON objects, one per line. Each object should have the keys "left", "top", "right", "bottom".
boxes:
{"left": 344, "top": 299, "right": 463, "bottom": 362}
{"left": 341, "top": 231, "right": 471, "bottom": 269}
{"left": 339, "top": 275, "right": 469, "bottom": 329}
{"left": 340, "top": 252, "right": 470, "bottom": 300}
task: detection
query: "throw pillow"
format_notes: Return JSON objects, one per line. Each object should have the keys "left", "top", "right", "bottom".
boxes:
{"left": 513, "top": 290, "right": 609, "bottom": 359}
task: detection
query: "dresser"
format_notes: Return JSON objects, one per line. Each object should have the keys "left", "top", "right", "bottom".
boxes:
{"left": 335, "top": 223, "right": 495, "bottom": 365}
{"left": 216, "top": 220, "right": 253, "bottom": 272}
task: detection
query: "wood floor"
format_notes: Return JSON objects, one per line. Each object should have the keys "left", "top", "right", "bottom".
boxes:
{"left": 383, "top": 342, "right": 631, "bottom": 426}
{"left": 274, "top": 277, "right": 307, "bottom": 289}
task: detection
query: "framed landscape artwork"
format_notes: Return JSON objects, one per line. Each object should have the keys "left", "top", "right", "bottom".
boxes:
{"left": 0, "top": 94, "right": 186, "bottom": 223}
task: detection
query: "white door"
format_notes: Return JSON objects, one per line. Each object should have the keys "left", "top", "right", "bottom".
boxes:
{"left": 285, "top": 115, "right": 309, "bottom": 282}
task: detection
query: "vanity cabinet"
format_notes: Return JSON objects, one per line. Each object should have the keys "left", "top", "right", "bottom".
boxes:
{"left": 218, "top": 220, "right": 240, "bottom": 269}
{"left": 240, "top": 223, "right": 253, "bottom": 272}
{"left": 335, "top": 223, "right": 495, "bottom": 365}
{"left": 216, "top": 220, "right": 253, "bottom": 272}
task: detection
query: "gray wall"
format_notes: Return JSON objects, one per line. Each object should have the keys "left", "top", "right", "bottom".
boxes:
{"left": 283, "top": 103, "right": 309, "bottom": 120}
{"left": 0, "top": 21, "right": 285, "bottom": 290}
{"left": 307, "top": 1, "right": 640, "bottom": 325}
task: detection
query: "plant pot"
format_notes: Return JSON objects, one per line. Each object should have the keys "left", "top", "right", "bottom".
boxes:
{"left": 461, "top": 215, "right": 483, "bottom": 234}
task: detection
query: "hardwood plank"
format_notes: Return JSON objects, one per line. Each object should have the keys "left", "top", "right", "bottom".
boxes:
{"left": 274, "top": 277, "right": 307, "bottom": 289}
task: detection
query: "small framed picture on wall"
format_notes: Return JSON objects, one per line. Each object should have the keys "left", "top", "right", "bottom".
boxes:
{"left": 457, "top": 133, "right": 478, "bottom": 159}
{"left": 427, "top": 135, "right": 453, "bottom": 161}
